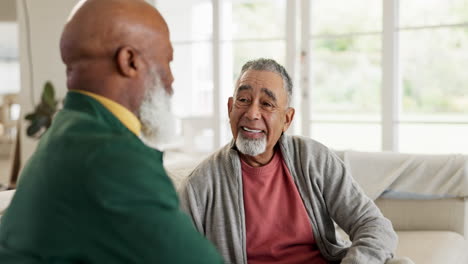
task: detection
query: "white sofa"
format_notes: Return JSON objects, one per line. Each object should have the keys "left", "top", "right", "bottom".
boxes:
{"left": 334, "top": 150, "right": 468, "bottom": 264}
{"left": 1, "top": 150, "right": 467, "bottom": 263}
{"left": 165, "top": 150, "right": 468, "bottom": 264}
{"left": 376, "top": 198, "right": 468, "bottom": 263}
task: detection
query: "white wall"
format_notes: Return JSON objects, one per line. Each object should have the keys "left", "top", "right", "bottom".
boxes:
{"left": 16, "top": 0, "right": 78, "bottom": 167}
{"left": 0, "top": 0, "right": 16, "bottom": 22}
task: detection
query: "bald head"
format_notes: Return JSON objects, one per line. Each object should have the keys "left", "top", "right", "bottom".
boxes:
{"left": 61, "top": 0, "right": 168, "bottom": 63}
{"left": 60, "top": 0, "right": 174, "bottom": 114}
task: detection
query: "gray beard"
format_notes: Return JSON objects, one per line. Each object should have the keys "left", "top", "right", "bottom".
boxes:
{"left": 235, "top": 133, "right": 267, "bottom": 156}
{"left": 138, "top": 70, "right": 175, "bottom": 149}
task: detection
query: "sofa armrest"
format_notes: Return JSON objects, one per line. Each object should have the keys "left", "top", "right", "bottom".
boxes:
{"left": 375, "top": 197, "right": 468, "bottom": 239}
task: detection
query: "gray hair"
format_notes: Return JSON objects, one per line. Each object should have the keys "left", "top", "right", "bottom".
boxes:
{"left": 236, "top": 58, "right": 293, "bottom": 106}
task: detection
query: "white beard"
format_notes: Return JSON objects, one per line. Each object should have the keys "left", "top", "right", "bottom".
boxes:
{"left": 235, "top": 133, "right": 267, "bottom": 157}
{"left": 138, "top": 70, "right": 175, "bottom": 149}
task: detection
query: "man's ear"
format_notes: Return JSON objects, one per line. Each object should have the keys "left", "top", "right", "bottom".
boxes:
{"left": 228, "top": 97, "right": 233, "bottom": 114}
{"left": 283, "top": 107, "right": 295, "bottom": 132}
{"left": 115, "top": 46, "right": 141, "bottom": 78}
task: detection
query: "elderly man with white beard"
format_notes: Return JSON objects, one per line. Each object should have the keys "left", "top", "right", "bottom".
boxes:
{"left": 180, "top": 58, "right": 400, "bottom": 264}
{"left": 0, "top": 0, "right": 223, "bottom": 263}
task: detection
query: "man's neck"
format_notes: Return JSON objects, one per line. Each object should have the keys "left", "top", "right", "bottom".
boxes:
{"left": 239, "top": 147, "right": 276, "bottom": 167}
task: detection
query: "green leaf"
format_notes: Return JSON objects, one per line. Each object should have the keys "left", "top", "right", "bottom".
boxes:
{"left": 37, "top": 103, "right": 55, "bottom": 116}
{"left": 26, "top": 115, "right": 49, "bottom": 137}
{"left": 24, "top": 113, "right": 37, "bottom": 121}
{"left": 24, "top": 81, "right": 61, "bottom": 139}
{"left": 26, "top": 120, "right": 42, "bottom": 137}
{"left": 42, "top": 81, "right": 56, "bottom": 109}
{"left": 36, "top": 115, "right": 50, "bottom": 129}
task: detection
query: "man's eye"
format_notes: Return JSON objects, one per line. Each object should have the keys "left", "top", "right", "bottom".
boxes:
{"left": 262, "top": 102, "right": 273, "bottom": 108}
{"left": 237, "top": 98, "right": 249, "bottom": 103}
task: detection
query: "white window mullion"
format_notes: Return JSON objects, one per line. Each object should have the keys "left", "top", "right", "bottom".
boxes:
{"left": 286, "top": 0, "right": 299, "bottom": 135}
{"left": 213, "top": 0, "right": 222, "bottom": 149}
{"left": 300, "top": 0, "right": 311, "bottom": 137}
{"left": 382, "top": 0, "right": 400, "bottom": 151}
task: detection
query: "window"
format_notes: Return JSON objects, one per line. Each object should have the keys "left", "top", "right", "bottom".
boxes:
{"left": 398, "top": 0, "right": 468, "bottom": 153}
{"left": 157, "top": 0, "right": 215, "bottom": 152}
{"left": 156, "top": 0, "right": 288, "bottom": 152}
{"left": 0, "top": 22, "right": 20, "bottom": 188}
{"left": 219, "top": 0, "right": 287, "bottom": 145}
{"left": 156, "top": 0, "right": 468, "bottom": 154}
{"left": 306, "top": 0, "right": 382, "bottom": 151}
{"left": 0, "top": 23, "right": 20, "bottom": 95}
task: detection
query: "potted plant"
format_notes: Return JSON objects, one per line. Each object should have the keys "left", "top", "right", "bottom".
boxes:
{"left": 24, "top": 81, "right": 59, "bottom": 138}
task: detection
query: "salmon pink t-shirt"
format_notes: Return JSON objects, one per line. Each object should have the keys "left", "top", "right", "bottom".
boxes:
{"left": 241, "top": 149, "right": 328, "bottom": 264}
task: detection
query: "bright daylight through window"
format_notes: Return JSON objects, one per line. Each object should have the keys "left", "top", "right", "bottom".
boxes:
{"left": 0, "top": 22, "right": 20, "bottom": 188}
{"left": 156, "top": 0, "right": 468, "bottom": 154}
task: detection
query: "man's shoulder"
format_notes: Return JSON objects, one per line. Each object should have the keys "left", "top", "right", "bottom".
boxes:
{"left": 52, "top": 106, "right": 119, "bottom": 136}
{"left": 185, "top": 143, "right": 235, "bottom": 187}
{"left": 31, "top": 111, "right": 160, "bottom": 181}
{"left": 282, "top": 134, "right": 332, "bottom": 155}
{"left": 280, "top": 134, "right": 346, "bottom": 172}
{"left": 47, "top": 108, "right": 146, "bottom": 151}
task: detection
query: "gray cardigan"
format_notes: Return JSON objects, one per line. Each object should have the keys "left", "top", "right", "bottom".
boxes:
{"left": 179, "top": 135, "right": 397, "bottom": 264}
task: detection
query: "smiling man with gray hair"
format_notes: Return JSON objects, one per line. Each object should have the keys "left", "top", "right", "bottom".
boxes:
{"left": 180, "top": 58, "right": 400, "bottom": 264}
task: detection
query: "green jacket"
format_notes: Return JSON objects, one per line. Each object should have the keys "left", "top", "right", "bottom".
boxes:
{"left": 0, "top": 92, "right": 223, "bottom": 264}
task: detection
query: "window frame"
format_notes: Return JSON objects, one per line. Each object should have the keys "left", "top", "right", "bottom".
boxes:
{"left": 155, "top": 0, "right": 468, "bottom": 154}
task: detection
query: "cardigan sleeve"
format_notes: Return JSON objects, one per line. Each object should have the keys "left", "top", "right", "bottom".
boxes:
{"left": 179, "top": 180, "right": 206, "bottom": 234}
{"left": 321, "top": 150, "right": 398, "bottom": 264}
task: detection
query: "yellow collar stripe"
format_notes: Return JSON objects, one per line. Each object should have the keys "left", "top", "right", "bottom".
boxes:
{"left": 72, "top": 90, "right": 141, "bottom": 136}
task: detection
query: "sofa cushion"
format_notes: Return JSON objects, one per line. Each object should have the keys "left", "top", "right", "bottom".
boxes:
{"left": 376, "top": 198, "right": 468, "bottom": 239}
{"left": 396, "top": 231, "right": 468, "bottom": 264}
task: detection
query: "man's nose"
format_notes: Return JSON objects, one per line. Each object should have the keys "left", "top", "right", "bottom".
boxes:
{"left": 244, "top": 102, "right": 261, "bottom": 120}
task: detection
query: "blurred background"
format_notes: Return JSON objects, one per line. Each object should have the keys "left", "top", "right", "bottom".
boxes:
{"left": 155, "top": 0, "right": 468, "bottom": 154}
{"left": 0, "top": 0, "right": 467, "bottom": 187}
